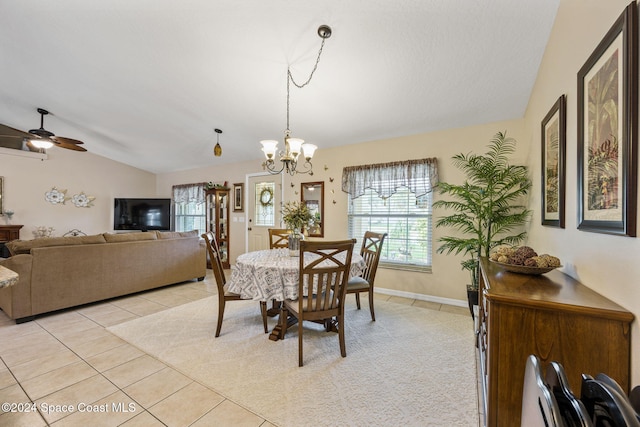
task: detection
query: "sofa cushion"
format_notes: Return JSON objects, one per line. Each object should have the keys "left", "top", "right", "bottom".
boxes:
{"left": 157, "top": 230, "right": 200, "bottom": 239}
{"left": 6, "top": 234, "right": 107, "bottom": 255}
{"left": 103, "top": 232, "right": 158, "bottom": 243}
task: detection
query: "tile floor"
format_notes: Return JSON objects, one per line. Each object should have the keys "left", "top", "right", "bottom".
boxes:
{"left": 0, "top": 272, "right": 472, "bottom": 427}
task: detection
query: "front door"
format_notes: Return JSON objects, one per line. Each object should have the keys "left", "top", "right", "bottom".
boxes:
{"left": 247, "top": 173, "right": 283, "bottom": 252}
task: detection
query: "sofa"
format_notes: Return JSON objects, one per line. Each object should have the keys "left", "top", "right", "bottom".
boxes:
{"left": 0, "top": 230, "right": 207, "bottom": 323}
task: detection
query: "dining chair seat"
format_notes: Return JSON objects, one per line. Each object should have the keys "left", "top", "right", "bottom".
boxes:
{"left": 346, "top": 276, "right": 370, "bottom": 291}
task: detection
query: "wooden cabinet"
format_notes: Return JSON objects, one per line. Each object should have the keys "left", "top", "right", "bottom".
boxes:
{"left": 477, "top": 257, "right": 633, "bottom": 426}
{"left": 0, "top": 225, "right": 22, "bottom": 258}
{"left": 206, "top": 188, "right": 230, "bottom": 269}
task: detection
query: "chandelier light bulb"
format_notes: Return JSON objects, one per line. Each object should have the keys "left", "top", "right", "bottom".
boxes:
{"left": 30, "top": 139, "right": 54, "bottom": 149}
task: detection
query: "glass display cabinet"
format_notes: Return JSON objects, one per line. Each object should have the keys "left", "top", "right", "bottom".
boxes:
{"left": 206, "top": 188, "right": 230, "bottom": 269}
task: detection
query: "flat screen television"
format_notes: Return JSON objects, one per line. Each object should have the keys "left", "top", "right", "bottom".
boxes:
{"left": 113, "top": 198, "right": 172, "bottom": 231}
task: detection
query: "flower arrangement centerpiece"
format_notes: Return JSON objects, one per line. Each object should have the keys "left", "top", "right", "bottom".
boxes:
{"left": 282, "top": 201, "right": 312, "bottom": 256}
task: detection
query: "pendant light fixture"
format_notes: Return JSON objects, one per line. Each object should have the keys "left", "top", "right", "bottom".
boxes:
{"left": 260, "top": 25, "right": 332, "bottom": 176}
{"left": 214, "top": 128, "right": 222, "bottom": 157}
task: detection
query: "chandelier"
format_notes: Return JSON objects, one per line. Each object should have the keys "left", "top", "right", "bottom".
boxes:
{"left": 261, "top": 25, "right": 332, "bottom": 176}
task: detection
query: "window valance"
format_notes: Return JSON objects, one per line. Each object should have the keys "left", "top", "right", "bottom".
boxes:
{"left": 172, "top": 182, "right": 206, "bottom": 204}
{"left": 342, "top": 158, "right": 438, "bottom": 199}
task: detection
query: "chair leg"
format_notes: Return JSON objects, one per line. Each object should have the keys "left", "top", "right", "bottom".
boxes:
{"left": 368, "top": 290, "right": 375, "bottom": 321}
{"left": 355, "top": 292, "right": 361, "bottom": 309}
{"left": 338, "top": 312, "right": 346, "bottom": 358}
{"left": 215, "top": 298, "right": 225, "bottom": 338}
{"left": 260, "top": 301, "right": 268, "bottom": 333}
{"left": 298, "top": 317, "right": 304, "bottom": 367}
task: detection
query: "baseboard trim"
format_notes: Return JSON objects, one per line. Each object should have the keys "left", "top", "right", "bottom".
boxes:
{"left": 375, "top": 287, "right": 467, "bottom": 308}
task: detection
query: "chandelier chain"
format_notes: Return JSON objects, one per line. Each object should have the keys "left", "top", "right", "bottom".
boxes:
{"left": 286, "top": 37, "right": 328, "bottom": 131}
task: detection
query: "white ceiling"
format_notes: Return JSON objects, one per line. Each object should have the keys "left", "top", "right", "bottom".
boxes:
{"left": 0, "top": 0, "right": 559, "bottom": 174}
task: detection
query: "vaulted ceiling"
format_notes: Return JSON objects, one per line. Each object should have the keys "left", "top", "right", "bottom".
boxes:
{"left": 0, "top": 0, "right": 559, "bottom": 174}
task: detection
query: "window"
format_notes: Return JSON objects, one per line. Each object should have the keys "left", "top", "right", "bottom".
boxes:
{"left": 343, "top": 158, "right": 438, "bottom": 271}
{"left": 172, "top": 183, "right": 206, "bottom": 234}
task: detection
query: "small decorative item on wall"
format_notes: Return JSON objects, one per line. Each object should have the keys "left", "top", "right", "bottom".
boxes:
{"left": 577, "top": 1, "right": 637, "bottom": 237}
{"left": 45, "top": 187, "right": 69, "bottom": 205}
{"left": 259, "top": 187, "right": 273, "bottom": 207}
{"left": 71, "top": 192, "right": 95, "bottom": 208}
{"left": 541, "top": 95, "right": 566, "bottom": 228}
{"left": 233, "top": 183, "right": 244, "bottom": 212}
{"left": 0, "top": 176, "right": 4, "bottom": 214}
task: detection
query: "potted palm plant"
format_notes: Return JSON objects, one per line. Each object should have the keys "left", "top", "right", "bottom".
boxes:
{"left": 433, "top": 131, "right": 532, "bottom": 316}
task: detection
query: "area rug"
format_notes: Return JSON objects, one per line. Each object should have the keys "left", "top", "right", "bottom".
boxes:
{"left": 108, "top": 297, "right": 478, "bottom": 426}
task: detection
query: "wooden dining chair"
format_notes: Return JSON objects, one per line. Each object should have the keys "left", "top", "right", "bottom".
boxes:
{"left": 202, "top": 232, "right": 268, "bottom": 337}
{"left": 268, "top": 228, "right": 291, "bottom": 249}
{"left": 346, "top": 231, "right": 387, "bottom": 321}
{"left": 282, "top": 238, "right": 356, "bottom": 366}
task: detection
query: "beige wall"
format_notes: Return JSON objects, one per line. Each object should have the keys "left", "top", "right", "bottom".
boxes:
{"left": 157, "top": 118, "right": 527, "bottom": 306}
{"left": 0, "top": 148, "right": 156, "bottom": 237}
{"left": 524, "top": 0, "right": 640, "bottom": 384}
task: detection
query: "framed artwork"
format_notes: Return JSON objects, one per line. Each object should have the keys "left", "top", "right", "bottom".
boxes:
{"left": 541, "top": 95, "right": 566, "bottom": 228}
{"left": 233, "top": 183, "right": 244, "bottom": 212}
{"left": 577, "top": 2, "right": 637, "bottom": 236}
{"left": 0, "top": 176, "right": 3, "bottom": 214}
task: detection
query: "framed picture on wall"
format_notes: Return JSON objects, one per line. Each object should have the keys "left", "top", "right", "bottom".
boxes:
{"left": 233, "top": 183, "right": 244, "bottom": 212}
{"left": 541, "top": 95, "right": 566, "bottom": 228}
{"left": 577, "top": 1, "right": 637, "bottom": 236}
{"left": 0, "top": 176, "right": 3, "bottom": 214}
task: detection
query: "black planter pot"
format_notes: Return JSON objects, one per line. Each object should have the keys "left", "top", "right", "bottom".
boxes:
{"left": 467, "top": 286, "right": 479, "bottom": 319}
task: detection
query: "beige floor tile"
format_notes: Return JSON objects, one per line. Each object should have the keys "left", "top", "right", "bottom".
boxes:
{"left": 10, "top": 348, "right": 81, "bottom": 383}
{"left": 259, "top": 422, "right": 277, "bottom": 427}
{"left": 140, "top": 292, "right": 193, "bottom": 308}
{"left": 0, "top": 408, "right": 48, "bottom": 427}
{"left": 1, "top": 334, "right": 68, "bottom": 368}
{"left": 35, "top": 374, "right": 118, "bottom": 424}
{"left": 76, "top": 302, "right": 121, "bottom": 317}
{"left": 166, "top": 286, "right": 212, "bottom": 301}
{"left": 35, "top": 310, "right": 97, "bottom": 333}
{"left": 440, "top": 304, "right": 471, "bottom": 316}
{"left": 53, "top": 325, "right": 113, "bottom": 348}
{"left": 148, "top": 382, "right": 224, "bottom": 426}
{"left": 0, "top": 383, "right": 31, "bottom": 415}
{"left": 110, "top": 297, "right": 167, "bottom": 317}
{"left": 102, "top": 355, "right": 166, "bottom": 389}
{"left": 80, "top": 307, "right": 139, "bottom": 328}
{"left": 119, "top": 410, "right": 165, "bottom": 427}
{"left": 0, "top": 320, "right": 45, "bottom": 342}
{"left": 69, "top": 333, "right": 128, "bottom": 359}
{"left": 191, "top": 399, "right": 264, "bottom": 427}
{"left": 50, "top": 390, "right": 139, "bottom": 427}
{"left": 412, "top": 299, "right": 442, "bottom": 311}
{"left": 123, "top": 366, "right": 192, "bottom": 408}
{"left": 0, "top": 367, "right": 16, "bottom": 390}
{"left": 387, "top": 295, "right": 415, "bottom": 306}
{"left": 85, "top": 343, "right": 145, "bottom": 372}
{"left": 20, "top": 361, "right": 97, "bottom": 401}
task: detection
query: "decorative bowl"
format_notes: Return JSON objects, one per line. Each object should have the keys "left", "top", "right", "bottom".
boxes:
{"left": 490, "top": 259, "right": 561, "bottom": 275}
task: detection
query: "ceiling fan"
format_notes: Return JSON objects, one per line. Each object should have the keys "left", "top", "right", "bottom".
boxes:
{"left": 0, "top": 108, "right": 87, "bottom": 152}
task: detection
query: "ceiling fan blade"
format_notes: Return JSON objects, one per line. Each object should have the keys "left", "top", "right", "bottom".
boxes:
{"left": 51, "top": 135, "right": 84, "bottom": 145}
{"left": 53, "top": 140, "right": 87, "bottom": 152}
{"left": 0, "top": 124, "right": 32, "bottom": 139}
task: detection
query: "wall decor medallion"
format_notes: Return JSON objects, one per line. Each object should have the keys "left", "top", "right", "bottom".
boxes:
{"left": 71, "top": 192, "right": 95, "bottom": 208}
{"left": 45, "top": 187, "right": 69, "bottom": 205}
{"left": 577, "top": 1, "right": 637, "bottom": 236}
{"left": 541, "top": 95, "right": 566, "bottom": 228}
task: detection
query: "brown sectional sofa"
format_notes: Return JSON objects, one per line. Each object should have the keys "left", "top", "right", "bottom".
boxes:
{"left": 0, "top": 230, "right": 206, "bottom": 323}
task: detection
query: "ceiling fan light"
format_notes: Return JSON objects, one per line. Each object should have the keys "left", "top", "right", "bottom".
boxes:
{"left": 30, "top": 139, "right": 54, "bottom": 149}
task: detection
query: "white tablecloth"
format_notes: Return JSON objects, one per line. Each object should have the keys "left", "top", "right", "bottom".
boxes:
{"left": 226, "top": 248, "right": 365, "bottom": 301}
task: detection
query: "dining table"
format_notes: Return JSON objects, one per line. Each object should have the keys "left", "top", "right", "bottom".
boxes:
{"left": 226, "top": 247, "right": 366, "bottom": 340}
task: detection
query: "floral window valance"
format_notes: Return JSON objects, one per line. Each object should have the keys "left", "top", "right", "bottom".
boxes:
{"left": 342, "top": 158, "right": 438, "bottom": 199}
{"left": 172, "top": 182, "right": 206, "bottom": 204}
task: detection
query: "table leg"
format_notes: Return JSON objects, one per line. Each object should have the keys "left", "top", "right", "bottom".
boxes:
{"left": 268, "top": 308, "right": 298, "bottom": 341}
